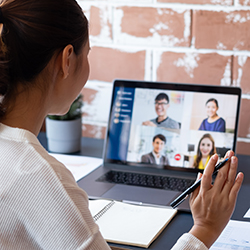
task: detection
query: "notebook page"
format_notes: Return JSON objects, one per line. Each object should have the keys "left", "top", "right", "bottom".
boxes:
{"left": 89, "top": 199, "right": 177, "bottom": 248}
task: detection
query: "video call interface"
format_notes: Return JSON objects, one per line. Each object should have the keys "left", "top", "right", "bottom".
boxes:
{"left": 106, "top": 84, "right": 240, "bottom": 171}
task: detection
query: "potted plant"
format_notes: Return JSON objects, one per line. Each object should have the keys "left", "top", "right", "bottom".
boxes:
{"left": 45, "top": 94, "right": 83, "bottom": 153}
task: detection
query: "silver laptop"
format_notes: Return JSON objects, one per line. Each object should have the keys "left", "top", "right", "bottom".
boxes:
{"left": 77, "top": 79, "right": 241, "bottom": 211}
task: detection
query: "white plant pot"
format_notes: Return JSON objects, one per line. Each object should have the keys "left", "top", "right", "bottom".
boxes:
{"left": 45, "top": 117, "right": 82, "bottom": 153}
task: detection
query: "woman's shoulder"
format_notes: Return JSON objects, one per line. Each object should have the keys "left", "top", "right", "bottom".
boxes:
{"left": 37, "top": 148, "right": 77, "bottom": 185}
{"left": 217, "top": 117, "right": 225, "bottom": 122}
{"left": 201, "top": 117, "right": 208, "bottom": 123}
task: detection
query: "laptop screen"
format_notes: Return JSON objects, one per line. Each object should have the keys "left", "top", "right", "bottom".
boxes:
{"left": 104, "top": 80, "right": 241, "bottom": 172}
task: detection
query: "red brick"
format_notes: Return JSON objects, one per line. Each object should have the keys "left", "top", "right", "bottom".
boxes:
{"left": 89, "top": 6, "right": 112, "bottom": 40}
{"left": 88, "top": 46, "right": 146, "bottom": 82}
{"left": 82, "top": 124, "right": 106, "bottom": 139}
{"left": 89, "top": 6, "right": 102, "bottom": 37}
{"left": 233, "top": 55, "right": 250, "bottom": 94}
{"left": 236, "top": 141, "right": 250, "bottom": 155}
{"left": 80, "top": 81, "right": 112, "bottom": 124}
{"left": 80, "top": 88, "right": 98, "bottom": 109}
{"left": 82, "top": 87, "right": 108, "bottom": 139}
{"left": 157, "top": 0, "right": 233, "bottom": 5}
{"left": 156, "top": 52, "right": 232, "bottom": 85}
{"left": 239, "top": 0, "right": 250, "bottom": 6}
{"left": 193, "top": 10, "right": 250, "bottom": 50}
{"left": 237, "top": 99, "right": 250, "bottom": 138}
{"left": 116, "top": 7, "right": 191, "bottom": 47}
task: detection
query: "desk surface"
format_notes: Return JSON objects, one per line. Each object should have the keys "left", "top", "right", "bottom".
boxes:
{"left": 38, "top": 133, "right": 250, "bottom": 249}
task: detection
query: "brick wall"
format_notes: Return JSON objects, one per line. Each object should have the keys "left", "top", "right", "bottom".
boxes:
{"left": 79, "top": 0, "right": 250, "bottom": 155}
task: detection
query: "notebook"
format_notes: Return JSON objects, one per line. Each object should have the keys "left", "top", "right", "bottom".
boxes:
{"left": 88, "top": 199, "right": 177, "bottom": 248}
{"left": 78, "top": 79, "right": 241, "bottom": 211}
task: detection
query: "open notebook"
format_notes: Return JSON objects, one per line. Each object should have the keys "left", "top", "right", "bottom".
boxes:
{"left": 78, "top": 79, "right": 241, "bottom": 211}
{"left": 88, "top": 199, "right": 177, "bottom": 248}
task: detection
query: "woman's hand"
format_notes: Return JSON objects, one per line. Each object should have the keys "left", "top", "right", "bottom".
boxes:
{"left": 189, "top": 151, "right": 244, "bottom": 248}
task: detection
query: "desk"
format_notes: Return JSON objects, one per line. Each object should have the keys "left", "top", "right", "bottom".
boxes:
{"left": 38, "top": 133, "right": 250, "bottom": 249}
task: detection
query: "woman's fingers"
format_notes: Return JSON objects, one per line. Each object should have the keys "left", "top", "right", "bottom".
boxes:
{"left": 209, "top": 152, "right": 243, "bottom": 209}
{"left": 190, "top": 172, "right": 202, "bottom": 204}
{"left": 213, "top": 151, "right": 235, "bottom": 193}
{"left": 212, "top": 160, "right": 231, "bottom": 192}
{"left": 225, "top": 150, "right": 234, "bottom": 159}
{"left": 231, "top": 172, "right": 244, "bottom": 196}
{"left": 219, "top": 156, "right": 238, "bottom": 195}
{"left": 229, "top": 171, "right": 244, "bottom": 203}
{"left": 201, "top": 154, "right": 218, "bottom": 191}
{"left": 190, "top": 150, "right": 243, "bottom": 210}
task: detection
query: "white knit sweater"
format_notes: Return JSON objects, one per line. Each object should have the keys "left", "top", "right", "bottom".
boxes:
{"left": 0, "top": 123, "right": 207, "bottom": 250}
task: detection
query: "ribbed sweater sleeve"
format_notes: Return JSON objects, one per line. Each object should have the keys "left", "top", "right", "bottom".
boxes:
{"left": 171, "top": 233, "right": 208, "bottom": 250}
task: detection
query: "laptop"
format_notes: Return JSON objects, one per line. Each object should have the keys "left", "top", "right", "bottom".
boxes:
{"left": 77, "top": 79, "right": 241, "bottom": 211}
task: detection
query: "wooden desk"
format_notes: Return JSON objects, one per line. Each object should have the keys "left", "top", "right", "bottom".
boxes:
{"left": 38, "top": 133, "right": 250, "bottom": 249}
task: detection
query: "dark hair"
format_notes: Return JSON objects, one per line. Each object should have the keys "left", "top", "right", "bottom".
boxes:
{"left": 153, "top": 134, "right": 166, "bottom": 144}
{"left": 194, "top": 133, "right": 216, "bottom": 169}
{"left": 155, "top": 93, "right": 169, "bottom": 103}
{"left": 0, "top": 0, "right": 88, "bottom": 118}
{"left": 206, "top": 98, "right": 218, "bottom": 108}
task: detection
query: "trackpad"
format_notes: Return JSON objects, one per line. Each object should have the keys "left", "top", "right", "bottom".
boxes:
{"left": 101, "top": 184, "right": 178, "bottom": 206}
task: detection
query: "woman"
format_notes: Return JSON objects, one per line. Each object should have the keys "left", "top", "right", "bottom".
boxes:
{"left": 0, "top": 0, "right": 243, "bottom": 249}
{"left": 199, "top": 98, "right": 226, "bottom": 132}
{"left": 190, "top": 133, "right": 216, "bottom": 170}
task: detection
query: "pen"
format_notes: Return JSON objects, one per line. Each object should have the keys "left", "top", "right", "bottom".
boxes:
{"left": 170, "top": 158, "right": 229, "bottom": 209}
{"left": 122, "top": 200, "right": 172, "bottom": 209}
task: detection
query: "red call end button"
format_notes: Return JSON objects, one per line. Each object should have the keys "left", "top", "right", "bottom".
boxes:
{"left": 174, "top": 154, "right": 181, "bottom": 161}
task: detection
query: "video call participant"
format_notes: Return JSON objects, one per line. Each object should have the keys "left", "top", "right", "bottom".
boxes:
{"left": 189, "top": 133, "right": 216, "bottom": 170}
{"left": 0, "top": 1, "right": 243, "bottom": 249}
{"left": 142, "top": 93, "right": 180, "bottom": 129}
{"left": 199, "top": 98, "right": 226, "bottom": 132}
{"left": 141, "top": 134, "right": 169, "bottom": 167}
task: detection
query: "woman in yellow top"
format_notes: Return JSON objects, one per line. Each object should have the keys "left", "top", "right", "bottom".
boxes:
{"left": 189, "top": 133, "right": 216, "bottom": 170}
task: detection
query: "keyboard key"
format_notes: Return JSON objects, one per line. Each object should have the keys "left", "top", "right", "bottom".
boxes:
{"left": 97, "top": 171, "right": 195, "bottom": 192}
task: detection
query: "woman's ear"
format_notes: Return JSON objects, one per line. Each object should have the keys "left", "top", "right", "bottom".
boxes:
{"left": 61, "top": 44, "right": 74, "bottom": 79}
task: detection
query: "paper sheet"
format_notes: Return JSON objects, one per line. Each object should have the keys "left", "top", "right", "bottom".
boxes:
{"left": 50, "top": 153, "right": 103, "bottom": 181}
{"left": 210, "top": 220, "right": 250, "bottom": 250}
{"left": 244, "top": 208, "right": 250, "bottom": 218}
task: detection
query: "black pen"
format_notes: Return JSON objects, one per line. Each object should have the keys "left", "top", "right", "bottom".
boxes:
{"left": 170, "top": 158, "right": 229, "bottom": 209}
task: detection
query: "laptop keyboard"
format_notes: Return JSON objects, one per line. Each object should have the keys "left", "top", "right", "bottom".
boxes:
{"left": 97, "top": 170, "right": 195, "bottom": 192}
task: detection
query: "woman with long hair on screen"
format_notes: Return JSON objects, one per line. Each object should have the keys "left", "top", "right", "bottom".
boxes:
{"left": 0, "top": 0, "right": 243, "bottom": 249}
{"left": 189, "top": 133, "right": 216, "bottom": 170}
